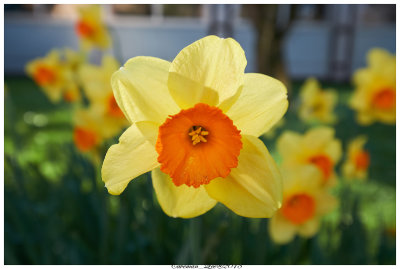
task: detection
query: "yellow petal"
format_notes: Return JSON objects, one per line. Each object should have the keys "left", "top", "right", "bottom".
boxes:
{"left": 269, "top": 213, "right": 297, "bottom": 244}
{"left": 300, "top": 77, "right": 320, "bottom": 101}
{"left": 226, "top": 73, "right": 288, "bottom": 137}
{"left": 78, "top": 55, "right": 119, "bottom": 102}
{"left": 282, "top": 165, "right": 323, "bottom": 195}
{"left": 135, "top": 121, "right": 159, "bottom": 146}
{"left": 341, "top": 160, "right": 355, "bottom": 179}
{"left": 111, "top": 56, "right": 180, "bottom": 124}
{"left": 168, "top": 35, "right": 246, "bottom": 108}
{"left": 297, "top": 218, "right": 320, "bottom": 237}
{"left": 348, "top": 135, "right": 368, "bottom": 156}
{"left": 352, "top": 69, "right": 373, "bottom": 88}
{"left": 277, "top": 131, "right": 303, "bottom": 159}
{"left": 152, "top": 168, "right": 217, "bottom": 218}
{"left": 368, "top": 48, "right": 394, "bottom": 71}
{"left": 323, "top": 139, "right": 342, "bottom": 163}
{"left": 103, "top": 55, "right": 120, "bottom": 77}
{"left": 205, "top": 135, "right": 282, "bottom": 218}
{"left": 101, "top": 122, "right": 159, "bottom": 195}
{"left": 303, "top": 126, "right": 335, "bottom": 151}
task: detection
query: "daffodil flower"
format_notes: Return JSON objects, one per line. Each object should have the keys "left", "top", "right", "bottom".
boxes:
{"left": 298, "top": 78, "right": 338, "bottom": 124}
{"left": 350, "top": 48, "right": 396, "bottom": 125}
{"left": 73, "top": 106, "right": 104, "bottom": 153}
{"left": 341, "top": 136, "right": 370, "bottom": 180}
{"left": 277, "top": 127, "right": 342, "bottom": 187}
{"left": 75, "top": 5, "right": 111, "bottom": 50}
{"left": 78, "top": 55, "right": 128, "bottom": 139}
{"left": 269, "top": 166, "right": 337, "bottom": 244}
{"left": 101, "top": 35, "right": 288, "bottom": 218}
{"left": 26, "top": 50, "right": 74, "bottom": 103}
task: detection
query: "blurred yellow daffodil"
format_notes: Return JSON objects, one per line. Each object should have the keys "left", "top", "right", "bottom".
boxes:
{"left": 64, "top": 48, "right": 87, "bottom": 72}
{"left": 269, "top": 166, "right": 337, "bottom": 244}
{"left": 75, "top": 5, "right": 111, "bottom": 50}
{"left": 101, "top": 35, "right": 288, "bottom": 218}
{"left": 78, "top": 55, "right": 129, "bottom": 139}
{"left": 58, "top": 48, "right": 85, "bottom": 103}
{"left": 73, "top": 106, "right": 104, "bottom": 153}
{"left": 26, "top": 49, "right": 79, "bottom": 103}
{"left": 62, "top": 84, "right": 81, "bottom": 103}
{"left": 350, "top": 48, "right": 396, "bottom": 125}
{"left": 277, "top": 127, "right": 342, "bottom": 187}
{"left": 341, "top": 136, "right": 370, "bottom": 180}
{"left": 298, "top": 78, "right": 338, "bottom": 124}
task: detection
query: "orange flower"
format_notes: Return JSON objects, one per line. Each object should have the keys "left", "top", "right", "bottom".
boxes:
{"left": 73, "top": 126, "right": 99, "bottom": 152}
{"left": 277, "top": 127, "right": 342, "bottom": 186}
{"left": 350, "top": 48, "right": 396, "bottom": 125}
{"left": 341, "top": 136, "right": 370, "bottom": 180}
{"left": 72, "top": 106, "right": 103, "bottom": 153}
{"left": 298, "top": 78, "right": 338, "bottom": 124}
{"left": 269, "top": 166, "right": 337, "bottom": 244}
{"left": 75, "top": 5, "right": 111, "bottom": 50}
{"left": 26, "top": 50, "right": 74, "bottom": 103}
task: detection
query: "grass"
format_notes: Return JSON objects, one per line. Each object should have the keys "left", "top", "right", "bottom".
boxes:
{"left": 4, "top": 76, "right": 396, "bottom": 265}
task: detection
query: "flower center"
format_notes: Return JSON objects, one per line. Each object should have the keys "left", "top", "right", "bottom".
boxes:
{"left": 156, "top": 103, "right": 242, "bottom": 188}
{"left": 282, "top": 193, "right": 315, "bottom": 224}
{"left": 73, "top": 127, "right": 98, "bottom": 152}
{"left": 188, "top": 126, "right": 209, "bottom": 145}
{"left": 107, "top": 94, "right": 125, "bottom": 118}
{"left": 311, "top": 100, "right": 324, "bottom": 113}
{"left": 372, "top": 88, "right": 396, "bottom": 110}
{"left": 354, "top": 150, "right": 370, "bottom": 171}
{"left": 34, "top": 65, "right": 56, "bottom": 86}
{"left": 309, "top": 154, "right": 333, "bottom": 181}
{"left": 76, "top": 20, "right": 95, "bottom": 38}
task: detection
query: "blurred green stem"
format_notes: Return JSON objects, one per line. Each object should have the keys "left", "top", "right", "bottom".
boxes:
{"left": 190, "top": 218, "right": 201, "bottom": 264}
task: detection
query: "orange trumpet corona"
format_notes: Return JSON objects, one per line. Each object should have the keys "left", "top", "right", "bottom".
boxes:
{"left": 156, "top": 103, "right": 243, "bottom": 188}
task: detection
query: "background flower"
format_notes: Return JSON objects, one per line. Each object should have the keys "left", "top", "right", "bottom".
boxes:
{"left": 75, "top": 5, "right": 111, "bottom": 50}
{"left": 350, "top": 48, "right": 396, "bottom": 125}
{"left": 277, "top": 127, "right": 342, "bottom": 187}
{"left": 269, "top": 166, "right": 337, "bottom": 244}
{"left": 341, "top": 136, "right": 370, "bottom": 180}
{"left": 298, "top": 77, "right": 338, "bottom": 124}
{"left": 78, "top": 55, "right": 129, "bottom": 139}
{"left": 25, "top": 50, "right": 74, "bottom": 103}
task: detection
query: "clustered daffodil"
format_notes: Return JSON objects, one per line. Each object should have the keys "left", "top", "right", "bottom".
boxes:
{"left": 26, "top": 49, "right": 77, "bottom": 103}
{"left": 25, "top": 5, "right": 125, "bottom": 160}
{"left": 341, "top": 136, "right": 370, "bottom": 180}
{"left": 298, "top": 78, "right": 338, "bottom": 124}
{"left": 269, "top": 166, "right": 337, "bottom": 244}
{"left": 350, "top": 48, "right": 396, "bottom": 125}
{"left": 78, "top": 55, "right": 129, "bottom": 139}
{"left": 277, "top": 127, "right": 342, "bottom": 187}
{"left": 75, "top": 5, "right": 111, "bottom": 51}
{"left": 73, "top": 106, "right": 104, "bottom": 153}
{"left": 101, "top": 35, "right": 289, "bottom": 218}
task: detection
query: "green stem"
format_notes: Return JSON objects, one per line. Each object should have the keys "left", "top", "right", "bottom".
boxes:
{"left": 189, "top": 218, "right": 202, "bottom": 264}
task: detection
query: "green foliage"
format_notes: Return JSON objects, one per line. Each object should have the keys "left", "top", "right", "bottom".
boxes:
{"left": 4, "top": 77, "right": 395, "bottom": 264}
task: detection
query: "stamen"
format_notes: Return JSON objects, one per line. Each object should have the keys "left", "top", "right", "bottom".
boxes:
{"left": 188, "top": 126, "right": 209, "bottom": 145}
